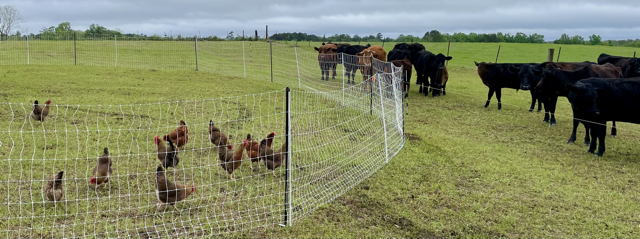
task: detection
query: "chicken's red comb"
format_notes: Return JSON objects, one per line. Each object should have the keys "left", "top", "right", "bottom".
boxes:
{"left": 45, "top": 100, "right": 51, "bottom": 104}
{"left": 228, "top": 144, "right": 233, "bottom": 150}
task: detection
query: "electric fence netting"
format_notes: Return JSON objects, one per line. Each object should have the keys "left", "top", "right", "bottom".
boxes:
{"left": 0, "top": 36, "right": 405, "bottom": 238}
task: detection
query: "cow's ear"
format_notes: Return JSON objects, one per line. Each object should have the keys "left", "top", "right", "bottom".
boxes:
{"left": 356, "top": 52, "right": 363, "bottom": 56}
{"left": 445, "top": 56, "right": 452, "bottom": 61}
{"left": 331, "top": 48, "right": 337, "bottom": 52}
{"left": 474, "top": 61, "right": 479, "bottom": 66}
{"left": 322, "top": 42, "right": 326, "bottom": 46}
{"left": 565, "top": 84, "right": 580, "bottom": 92}
{"left": 314, "top": 47, "right": 320, "bottom": 52}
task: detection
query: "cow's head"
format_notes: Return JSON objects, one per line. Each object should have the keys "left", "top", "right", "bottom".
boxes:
{"left": 316, "top": 43, "right": 338, "bottom": 62}
{"left": 431, "top": 53, "right": 453, "bottom": 70}
{"left": 357, "top": 50, "right": 378, "bottom": 66}
{"left": 567, "top": 82, "right": 600, "bottom": 117}
{"left": 510, "top": 64, "right": 542, "bottom": 91}
{"left": 394, "top": 43, "right": 410, "bottom": 51}
{"left": 630, "top": 58, "right": 640, "bottom": 77}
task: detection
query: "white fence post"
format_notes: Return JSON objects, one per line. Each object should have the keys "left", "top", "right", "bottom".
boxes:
{"left": 377, "top": 73, "right": 389, "bottom": 164}
{"left": 295, "top": 46, "right": 301, "bottom": 89}
{"left": 341, "top": 53, "right": 345, "bottom": 104}
{"left": 115, "top": 35, "right": 117, "bottom": 67}
{"left": 243, "top": 41, "right": 247, "bottom": 78}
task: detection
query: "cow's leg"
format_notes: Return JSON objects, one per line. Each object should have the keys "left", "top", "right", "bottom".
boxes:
{"left": 588, "top": 123, "right": 598, "bottom": 154}
{"left": 485, "top": 89, "right": 495, "bottom": 108}
{"left": 529, "top": 91, "right": 536, "bottom": 112}
{"left": 496, "top": 88, "right": 502, "bottom": 110}
{"left": 549, "top": 96, "right": 558, "bottom": 126}
{"left": 567, "top": 118, "right": 580, "bottom": 144}
{"left": 594, "top": 124, "right": 606, "bottom": 157}
{"left": 611, "top": 121, "right": 617, "bottom": 137}
{"left": 331, "top": 63, "right": 337, "bottom": 80}
{"left": 542, "top": 97, "right": 550, "bottom": 123}
{"left": 537, "top": 97, "right": 543, "bottom": 112}
{"left": 583, "top": 123, "right": 591, "bottom": 146}
{"left": 442, "top": 82, "right": 447, "bottom": 96}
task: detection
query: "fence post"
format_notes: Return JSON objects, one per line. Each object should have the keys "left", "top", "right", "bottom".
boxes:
{"left": 341, "top": 53, "right": 345, "bottom": 103}
{"left": 377, "top": 74, "right": 389, "bottom": 163}
{"left": 284, "top": 86, "right": 293, "bottom": 227}
{"left": 74, "top": 31, "right": 77, "bottom": 65}
{"left": 194, "top": 36, "right": 199, "bottom": 71}
{"left": 556, "top": 47, "right": 562, "bottom": 62}
{"left": 494, "top": 45, "right": 501, "bottom": 63}
{"left": 547, "top": 48, "right": 555, "bottom": 62}
{"left": 114, "top": 35, "right": 117, "bottom": 67}
{"left": 370, "top": 56, "right": 374, "bottom": 115}
{"left": 270, "top": 41, "right": 273, "bottom": 83}
{"left": 294, "top": 46, "right": 301, "bottom": 89}
{"left": 243, "top": 40, "right": 246, "bottom": 77}
{"left": 26, "top": 35, "right": 29, "bottom": 65}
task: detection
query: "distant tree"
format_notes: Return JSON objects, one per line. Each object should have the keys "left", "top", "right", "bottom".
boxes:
{"left": 55, "top": 22, "right": 72, "bottom": 33}
{"left": 514, "top": 32, "right": 529, "bottom": 43}
{"left": 226, "top": 31, "right": 234, "bottom": 40}
{"left": 0, "top": 6, "right": 23, "bottom": 38}
{"left": 570, "top": 35, "right": 585, "bottom": 44}
{"left": 376, "top": 32, "right": 383, "bottom": 40}
{"left": 396, "top": 34, "right": 405, "bottom": 42}
{"left": 589, "top": 34, "right": 602, "bottom": 45}
{"left": 404, "top": 34, "right": 416, "bottom": 43}
{"left": 529, "top": 33, "right": 545, "bottom": 43}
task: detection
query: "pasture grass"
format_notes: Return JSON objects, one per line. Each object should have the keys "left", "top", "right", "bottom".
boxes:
{"left": 0, "top": 41, "right": 640, "bottom": 238}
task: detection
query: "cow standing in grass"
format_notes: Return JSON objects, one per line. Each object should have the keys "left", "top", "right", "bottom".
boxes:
{"left": 597, "top": 53, "right": 640, "bottom": 78}
{"left": 475, "top": 62, "right": 537, "bottom": 110}
{"left": 337, "top": 44, "right": 370, "bottom": 84}
{"left": 314, "top": 43, "right": 339, "bottom": 81}
{"left": 412, "top": 50, "right": 452, "bottom": 97}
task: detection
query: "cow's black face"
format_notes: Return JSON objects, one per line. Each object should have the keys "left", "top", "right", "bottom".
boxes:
{"left": 515, "top": 65, "right": 540, "bottom": 91}
{"left": 630, "top": 58, "right": 640, "bottom": 76}
{"left": 432, "top": 54, "right": 452, "bottom": 70}
{"left": 567, "top": 83, "right": 600, "bottom": 117}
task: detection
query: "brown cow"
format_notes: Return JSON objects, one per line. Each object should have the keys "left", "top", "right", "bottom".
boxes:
{"left": 431, "top": 66, "right": 449, "bottom": 97}
{"left": 356, "top": 45, "right": 388, "bottom": 83}
{"left": 391, "top": 59, "right": 412, "bottom": 98}
{"left": 314, "top": 43, "right": 339, "bottom": 81}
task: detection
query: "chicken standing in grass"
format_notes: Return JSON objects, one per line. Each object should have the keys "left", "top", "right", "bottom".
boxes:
{"left": 218, "top": 139, "right": 245, "bottom": 180}
{"left": 155, "top": 135, "right": 180, "bottom": 169}
{"left": 164, "top": 120, "right": 188, "bottom": 150}
{"left": 244, "top": 134, "right": 263, "bottom": 173}
{"left": 208, "top": 120, "right": 230, "bottom": 148}
{"left": 155, "top": 165, "right": 196, "bottom": 210}
{"left": 44, "top": 171, "right": 64, "bottom": 203}
{"left": 260, "top": 135, "right": 288, "bottom": 177}
{"left": 90, "top": 148, "right": 112, "bottom": 186}
{"left": 32, "top": 100, "right": 51, "bottom": 122}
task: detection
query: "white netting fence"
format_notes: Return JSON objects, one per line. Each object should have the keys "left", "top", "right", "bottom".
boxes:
{"left": 0, "top": 34, "right": 404, "bottom": 238}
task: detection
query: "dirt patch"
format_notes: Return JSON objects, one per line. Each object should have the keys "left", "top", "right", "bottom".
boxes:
{"left": 406, "top": 133, "right": 422, "bottom": 142}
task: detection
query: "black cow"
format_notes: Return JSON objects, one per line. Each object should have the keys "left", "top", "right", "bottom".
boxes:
{"left": 475, "top": 62, "right": 538, "bottom": 110}
{"left": 597, "top": 54, "right": 640, "bottom": 78}
{"left": 511, "top": 61, "right": 596, "bottom": 112}
{"left": 337, "top": 44, "right": 370, "bottom": 84}
{"left": 534, "top": 63, "right": 623, "bottom": 126}
{"left": 412, "top": 50, "right": 452, "bottom": 97}
{"left": 387, "top": 43, "right": 412, "bottom": 62}
{"left": 566, "top": 77, "right": 640, "bottom": 156}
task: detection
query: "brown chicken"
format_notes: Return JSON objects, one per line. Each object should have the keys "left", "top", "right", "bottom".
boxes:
{"left": 155, "top": 135, "right": 180, "bottom": 168}
{"left": 244, "top": 134, "right": 262, "bottom": 172}
{"left": 90, "top": 148, "right": 112, "bottom": 186}
{"left": 155, "top": 165, "right": 196, "bottom": 210}
{"left": 164, "top": 120, "right": 188, "bottom": 150}
{"left": 260, "top": 137, "right": 288, "bottom": 177}
{"left": 32, "top": 100, "right": 51, "bottom": 122}
{"left": 44, "top": 171, "right": 64, "bottom": 203}
{"left": 209, "top": 120, "right": 231, "bottom": 149}
{"left": 218, "top": 140, "right": 245, "bottom": 180}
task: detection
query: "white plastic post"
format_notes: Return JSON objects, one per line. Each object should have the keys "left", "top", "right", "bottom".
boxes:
{"left": 342, "top": 53, "right": 345, "bottom": 104}
{"left": 114, "top": 35, "right": 117, "bottom": 67}
{"left": 286, "top": 88, "right": 293, "bottom": 226}
{"left": 26, "top": 35, "right": 29, "bottom": 65}
{"left": 295, "top": 46, "right": 301, "bottom": 89}
{"left": 377, "top": 73, "right": 389, "bottom": 164}
{"left": 243, "top": 41, "right": 246, "bottom": 78}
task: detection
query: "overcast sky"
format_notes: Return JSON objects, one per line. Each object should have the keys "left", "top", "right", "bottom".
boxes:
{"left": 4, "top": 0, "right": 640, "bottom": 40}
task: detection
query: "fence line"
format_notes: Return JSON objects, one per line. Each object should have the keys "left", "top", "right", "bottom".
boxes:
{"left": 0, "top": 34, "right": 405, "bottom": 238}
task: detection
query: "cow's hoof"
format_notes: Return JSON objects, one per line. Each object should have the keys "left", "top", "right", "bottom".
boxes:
{"left": 529, "top": 109, "right": 534, "bottom": 112}
{"left": 584, "top": 141, "right": 590, "bottom": 146}
{"left": 595, "top": 153, "right": 603, "bottom": 157}
{"left": 550, "top": 123, "right": 556, "bottom": 127}
{"left": 543, "top": 120, "right": 549, "bottom": 123}
{"left": 587, "top": 149, "right": 595, "bottom": 154}
{"left": 567, "top": 139, "right": 575, "bottom": 144}
{"left": 537, "top": 109, "right": 542, "bottom": 113}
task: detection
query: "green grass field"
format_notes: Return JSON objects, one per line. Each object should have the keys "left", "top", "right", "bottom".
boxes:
{"left": 1, "top": 40, "right": 640, "bottom": 238}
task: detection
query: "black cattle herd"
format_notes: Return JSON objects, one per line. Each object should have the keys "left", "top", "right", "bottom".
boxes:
{"left": 315, "top": 42, "right": 640, "bottom": 157}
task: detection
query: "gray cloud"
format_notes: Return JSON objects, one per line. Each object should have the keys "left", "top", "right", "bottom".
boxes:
{"left": 4, "top": 0, "right": 639, "bottom": 40}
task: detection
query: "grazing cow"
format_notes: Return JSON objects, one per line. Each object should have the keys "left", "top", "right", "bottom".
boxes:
{"left": 337, "top": 44, "right": 370, "bottom": 84}
{"left": 597, "top": 53, "right": 640, "bottom": 78}
{"left": 511, "top": 61, "right": 596, "bottom": 113}
{"left": 431, "top": 66, "right": 449, "bottom": 97}
{"left": 566, "top": 77, "right": 640, "bottom": 156}
{"left": 314, "top": 43, "right": 339, "bottom": 81}
{"left": 412, "top": 50, "right": 452, "bottom": 97}
{"left": 356, "top": 45, "right": 387, "bottom": 82}
{"left": 475, "top": 62, "right": 538, "bottom": 110}
{"left": 387, "top": 43, "right": 412, "bottom": 62}
{"left": 391, "top": 59, "right": 412, "bottom": 98}
{"left": 534, "top": 63, "right": 623, "bottom": 127}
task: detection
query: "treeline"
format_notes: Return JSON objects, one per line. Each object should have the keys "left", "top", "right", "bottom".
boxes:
{"left": 3, "top": 22, "right": 639, "bottom": 47}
